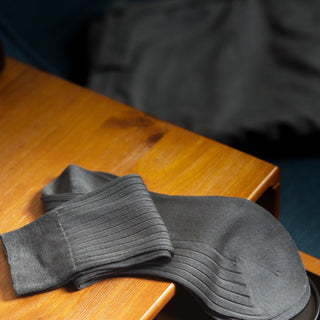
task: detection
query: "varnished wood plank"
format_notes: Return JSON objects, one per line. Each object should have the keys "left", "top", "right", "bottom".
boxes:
{"left": 300, "top": 251, "right": 320, "bottom": 277}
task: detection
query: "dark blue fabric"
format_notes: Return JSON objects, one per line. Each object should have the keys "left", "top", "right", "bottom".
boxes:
{"left": 0, "top": 0, "right": 113, "bottom": 82}
{"left": 269, "top": 157, "right": 320, "bottom": 259}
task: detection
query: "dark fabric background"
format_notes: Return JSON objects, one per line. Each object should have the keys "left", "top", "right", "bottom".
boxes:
{"left": 0, "top": 0, "right": 113, "bottom": 83}
{"left": 87, "top": 0, "right": 320, "bottom": 158}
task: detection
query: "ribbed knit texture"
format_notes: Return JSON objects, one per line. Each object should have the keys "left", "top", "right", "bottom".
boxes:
{"left": 1, "top": 174, "right": 173, "bottom": 296}
{"left": 41, "top": 165, "right": 310, "bottom": 320}
{"left": 55, "top": 174, "right": 173, "bottom": 271}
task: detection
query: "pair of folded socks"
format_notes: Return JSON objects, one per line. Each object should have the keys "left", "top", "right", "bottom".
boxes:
{"left": 1, "top": 164, "right": 310, "bottom": 320}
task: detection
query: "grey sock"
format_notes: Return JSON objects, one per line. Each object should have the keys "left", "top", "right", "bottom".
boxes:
{"left": 41, "top": 165, "right": 310, "bottom": 320}
{"left": 0, "top": 174, "right": 173, "bottom": 296}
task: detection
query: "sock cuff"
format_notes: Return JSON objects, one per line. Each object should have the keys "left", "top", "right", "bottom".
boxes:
{"left": 0, "top": 210, "right": 75, "bottom": 296}
{"left": 55, "top": 173, "right": 173, "bottom": 271}
{"left": 54, "top": 173, "right": 151, "bottom": 213}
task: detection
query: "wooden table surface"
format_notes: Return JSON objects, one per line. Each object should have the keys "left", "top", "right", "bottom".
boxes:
{"left": 0, "top": 58, "right": 317, "bottom": 320}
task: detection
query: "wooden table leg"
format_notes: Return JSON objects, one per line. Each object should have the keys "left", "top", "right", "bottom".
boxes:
{"left": 256, "top": 183, "right": 280, "bottom": 219}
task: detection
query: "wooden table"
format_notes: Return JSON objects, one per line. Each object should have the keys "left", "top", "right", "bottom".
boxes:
{"left": 0, "top": 58, "right": 318, "bottom": 319}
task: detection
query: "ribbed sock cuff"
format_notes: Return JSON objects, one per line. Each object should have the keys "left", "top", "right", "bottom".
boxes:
{"left": 55, "top": 174, "right": 173, "bottom": 273}
{"left": 0, "top": 210, "right": 75, "bottom": 296}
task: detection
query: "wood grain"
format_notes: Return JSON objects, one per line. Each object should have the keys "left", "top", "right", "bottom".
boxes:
{"left": 300, "top": 252, "right": 320, "bottom": 277}
{"left": 0, "top": 58, "right": 314, "bottom": 320}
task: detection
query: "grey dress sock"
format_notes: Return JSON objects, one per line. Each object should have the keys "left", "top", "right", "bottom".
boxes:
{"left": 0, "top": 174, "right": 173, "bottom": 296}
{"left": 41, "top": 165, "right": 310, "bottom": 320}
